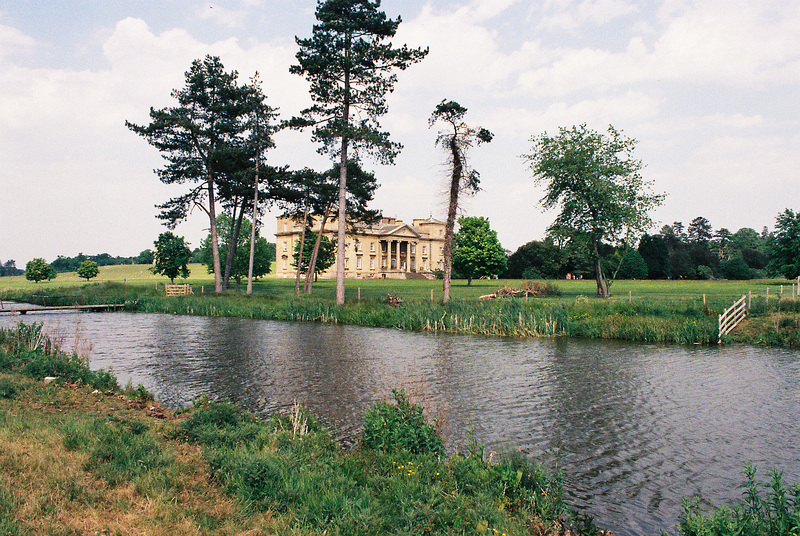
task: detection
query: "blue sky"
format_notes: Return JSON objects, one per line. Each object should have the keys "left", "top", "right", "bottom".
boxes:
{"left": 2, "top": 0, "right": 799, "bottom": 265}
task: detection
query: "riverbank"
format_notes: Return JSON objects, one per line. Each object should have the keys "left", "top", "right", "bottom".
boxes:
{"left": 0, "top": 323, "right": 599, "bottom": 535}
{"left": 4, "top": 277, "right": 800, "bottom": 345}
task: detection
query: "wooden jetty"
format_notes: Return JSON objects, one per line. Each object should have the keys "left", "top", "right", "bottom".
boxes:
{"left": 0, "top": 304, "right": 125, "bottom": 315}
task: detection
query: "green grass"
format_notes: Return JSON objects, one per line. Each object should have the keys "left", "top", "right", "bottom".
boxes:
{"left": 4, "top": 268, "right": 799, "bottom": 345}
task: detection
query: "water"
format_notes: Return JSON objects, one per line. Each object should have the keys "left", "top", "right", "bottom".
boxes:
{"left": 2, "top": 309, "right": 799, "bottom": 535}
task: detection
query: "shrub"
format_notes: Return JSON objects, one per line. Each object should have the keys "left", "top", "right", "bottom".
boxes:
{"left": 361, "top": 389, "right": 444, "bottom": 456}
{"left": 696, "top": 265, "right": 714, "bottom": 280}
{"left": 0, "top": 377, "right": 17, "bottom": 399}
{"left": 720, "top": 257, "right": 752, "bottom": 280}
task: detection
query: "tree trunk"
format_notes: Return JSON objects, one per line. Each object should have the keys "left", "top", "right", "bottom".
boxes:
{"left": 593, "top": 237, "right": 609, "bottom": 298}
{"left": 335, "top": 73, "right": 350, "bottom": 306}
{"left": 208, "top": 177, "right": 223, "bottom": 293}
{"left": 223, "top": 200, "right": 246, "bottom": 289}
{"left": 294, "top": 199, "right": 309, "bottom": 294}
{"left": 246, "top": 168, "right": 259, "bottom": 295}
{"left": 304, "top": 205, "right": 331, "bottom": 294}
{"left": 442, "top": 136, "right": 461, "bottom": 303}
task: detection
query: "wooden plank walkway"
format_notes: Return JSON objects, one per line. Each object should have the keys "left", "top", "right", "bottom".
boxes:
{"left": 0, "top": 304, "right": 124, "bottom": 315}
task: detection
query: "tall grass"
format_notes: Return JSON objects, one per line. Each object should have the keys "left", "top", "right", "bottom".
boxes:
{"left": 677, "top": 465, "right": 800, "bottom": 536}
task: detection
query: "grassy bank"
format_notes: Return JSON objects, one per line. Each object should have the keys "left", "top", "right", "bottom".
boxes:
{"left": 0, "top": 323, "right": 599, "bottom": 535}
{"left": 3, "top": 267, "right": 800, "bottom": 345}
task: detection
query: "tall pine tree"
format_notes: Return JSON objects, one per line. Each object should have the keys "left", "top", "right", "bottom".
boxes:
{"left": 290, "top": 0, "right": 427, "bottom": 305}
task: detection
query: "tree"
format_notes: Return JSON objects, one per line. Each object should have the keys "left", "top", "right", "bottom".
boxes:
{"left": 293, "top": 231, "right": 336, "bottom": 279}
{"left": 428, "top": 100, "right": 493, "bottom": 302}
{"left": 720, "top": 257, "right": 752, "bottom": 280}
{"left": 616, "top": 248, "right": 648, "bottom": 279}
{"left": 135, "top": 249, "right": 154, "bottom": 264}
{"left": 523, "top": 124, "right": 664, "bottom": 297}
{"left": 199, "top": 215, "right": 273, "bottom": 284}
{"left": 505, "top": 239, "right": 564, "bottom": 279}
{"left": 152, "top": 232, "right": 192, "bottom": 283}
{"left": 25, "top": 258, "right": 55, "bottom": 283}
{"left": 687, "top": 216, "right": 713, "bottom": 243}
{"left": 127, "top": 55, "right": 274, "bottom": 293}
{"left": 290, "top": 0, "right": 427, "bottom": 305}
{"left": 451, "top": 217, "right": 507, "bottom": 285}
{"left": 767, "top": 209, "right": 800, "bottom": 278}
{"left": 76, "top": 260, "right": 99, "bottom": 281}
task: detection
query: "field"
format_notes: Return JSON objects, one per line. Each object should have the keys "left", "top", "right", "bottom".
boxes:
{"left": 3, "top": 265, "right": 799, "bottom": 345}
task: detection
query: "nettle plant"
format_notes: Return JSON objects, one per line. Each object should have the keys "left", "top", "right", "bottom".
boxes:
{"left": 361, "top": 389, "right": 444, "bottom": 456}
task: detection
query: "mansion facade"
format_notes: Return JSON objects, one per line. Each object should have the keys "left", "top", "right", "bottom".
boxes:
{"left": 275, "top": 215, "right": 447, "bottom": 279}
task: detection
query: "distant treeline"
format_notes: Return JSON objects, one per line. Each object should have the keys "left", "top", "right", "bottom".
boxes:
{"left": 49, "top": 251, "right": 155, "bottom": 273}
{"left": 0, "top": 259, "right": 23, "bottom": 277}
{"left": 505, "top": 215, "right": 790, "bottom": 281}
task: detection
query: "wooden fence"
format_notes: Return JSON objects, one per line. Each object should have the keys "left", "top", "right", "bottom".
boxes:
{"left": 165, "top": 284, "right": 192, "bottom": 297}
{"left": 718, "top": 294, "right": 747, "bottom": 342}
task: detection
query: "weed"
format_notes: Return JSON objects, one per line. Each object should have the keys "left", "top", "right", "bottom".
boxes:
{"left": 677, "top": 464, "right": 800, "bottom": 536}
{"left": 361, "top": 389, "right": 444, "bottom": 456}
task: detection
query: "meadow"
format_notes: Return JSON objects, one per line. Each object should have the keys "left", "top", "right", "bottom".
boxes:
{"left": 2, "top": 264, "right": 799, "bottom": 345}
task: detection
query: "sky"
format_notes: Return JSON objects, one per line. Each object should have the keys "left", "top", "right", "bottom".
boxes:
{"left": 1, "top": 0, "right": 799, "bottom": 266}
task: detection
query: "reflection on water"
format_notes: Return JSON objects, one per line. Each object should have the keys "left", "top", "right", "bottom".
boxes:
{"left": 2, "top": 311, "right": 798, "bottom": 536}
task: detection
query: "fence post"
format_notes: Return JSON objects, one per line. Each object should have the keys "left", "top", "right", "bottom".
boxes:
{"left": 748, "top": 291, "right": 751, "bottom": 311}
{"left": 629, "top": 290, "right": 632, "bottom": 304}
{"left": 703, "top": 294, "right": 706, "bottom": 306}
{"left": 766, "top": 287, "right": 769, "bottom": 305}
{"left": 430, "top": 289, "right": 433, "bottom": 302}
{"left": 358, "top": 287, "right": 361, "bottom": 301}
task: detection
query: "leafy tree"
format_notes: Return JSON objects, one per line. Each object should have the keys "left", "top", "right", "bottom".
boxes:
{"left": 76, "top": 260, "right": 99, "bottom": 281}
{"left": 523, "top": 124, "right": 664, "bottom": 297}
{"left": 720, "top": 257, "right": 752, "bottom": 280}
{"left": 135, "top": 249, "right": 154, "bottom": 264}
{"left": 452, "top": 216, "right": 507, "bottom": 286}
{"left": 687, "top": 216, "right": 713, "bottom": 243}
{"left": 767, "top": 209, "right": 800, "bottom": 278}
{"left": 199, "top": 215, "right": 273, "bottom": 285}
{"left": 714, "top": 228, "right": 733, "bottom": 260}
{"left": 293, "top": 230, "right": 336, "bottom": 280}
{"left": 506, "top": 239, "right": 564, "bottom": 279}
{"left": 616, "top": 248, "right": 648, "bottom": 279}
{"left": 428, "top": 100, "right": 493, "bottom": 302}
{"left": 25, "top": 258, "right": 55, "bottom": 283}
{"left": 152, "top": 232, "right": 192, "bottom": 283}
{"left": 127, "top": 55, "right": 274, "bottom": 293}
{"left": 290, "top": 0, "right": 427, "bottom": 305}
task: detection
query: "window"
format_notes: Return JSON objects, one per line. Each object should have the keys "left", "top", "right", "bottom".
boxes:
{"left": 370, "top": 242, "right": 375, "bottom": 252}
{"left": 283, "top": 222, "right": 288, "bottom": 232}
{"left": 282, "top": 259, "right": 287, "bottom": 270}
{"left": 283, "top": 241, "right": 288, "bottom": 252}
{"left": 370, "top": 257, "right": 375, "bottom": 269}
{"left": 355, "top": 239, "right": 361, "bottom": 252}
{"left": 411, "top": 244, "right": 416, "bottom": 254}
{"left": 345, "top": 258, "right": 349, "bottom": 269}
{"left": 356, "top": 257, "right": 362, "bottom": 269}
{"left": 422, "top": 245, "right": 427, "bottom": 254}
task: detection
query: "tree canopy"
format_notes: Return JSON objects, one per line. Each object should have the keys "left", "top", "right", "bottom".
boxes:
{"left": 152, "top": 232, "right": 192, "bottom": 283}
{"left": 76, "top": 260, "right": 99, "bottom": 281}
{"left": 522, "top": 124, "right": 664, "bottom": 297}
{"left": 768, "top": 209, "right": 800, "bottom": 279}
{"left": 452, "top": 216, "right": 507, "bottom": 286}
{"left": 25, "top": 258, "right": 55, "bottom": 283}
{"left": 290, "top": 0, "right": 427, "bottom": 305}
{"left": 127, "top": 55, "right": 277, "bottom": 292}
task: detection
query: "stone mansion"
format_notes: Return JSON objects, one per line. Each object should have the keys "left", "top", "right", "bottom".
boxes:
{"left": 275, "top": 215, "right": 447, "bottom": 279}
